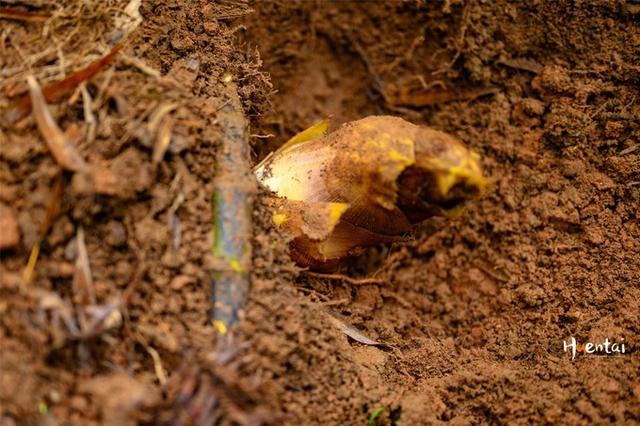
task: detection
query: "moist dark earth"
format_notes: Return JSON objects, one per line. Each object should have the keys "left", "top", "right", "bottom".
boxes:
{"left": 1, "top": 1, "right": 639, "bottom": 425}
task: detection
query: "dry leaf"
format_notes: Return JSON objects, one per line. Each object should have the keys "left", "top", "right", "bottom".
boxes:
{"left": 326, "top": 313, "right": 384, "bottom": 346}
{"left": 73, "top": 226, "right": 95, "bottom": 305}
{"left": 28, "top": 75, "right": 88, "bottom": 172}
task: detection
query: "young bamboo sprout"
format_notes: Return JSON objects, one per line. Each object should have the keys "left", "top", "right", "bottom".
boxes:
{"left": 255, "top": 116, "right": 488, "bottom": 269}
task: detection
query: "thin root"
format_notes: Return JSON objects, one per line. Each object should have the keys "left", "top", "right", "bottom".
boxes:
{"left": 303, "top": 271, "right": 387, "bottom": 286}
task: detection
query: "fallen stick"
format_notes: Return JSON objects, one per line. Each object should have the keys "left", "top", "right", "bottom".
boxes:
{"left": 210, "top": 75, "right": 256, "bottom": 336}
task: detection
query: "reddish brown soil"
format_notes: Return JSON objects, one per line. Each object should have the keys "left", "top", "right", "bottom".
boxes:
{"left": 1, "top": 1, "right": 639, "bottom": 425}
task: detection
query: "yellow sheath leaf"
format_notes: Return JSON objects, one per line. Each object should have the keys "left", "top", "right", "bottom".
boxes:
{"left": 281, "top": 117, "right": 331, "bottom": 150}
{"left": 256, "top": 115, "right": 488, "bottom": 268}
{"left": 254, "top": 117, "right": 331, "bottom": 173}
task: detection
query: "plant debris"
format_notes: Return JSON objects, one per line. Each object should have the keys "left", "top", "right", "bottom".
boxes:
{"left": 2, "top": 44, "right": 123, "bottom": 126}
{"left": 303, "top": 271, "right": 387, "bottom": 286}
{"left": 28, "top": 75, "right": 88, "bottom": 172}
{"left": 326, "top": 313, "right": 385, "bottom": 347}
{"left": 21, "top": 172, "right": 64, "bottom": 284}
{"left": 72, "top": 226, "right": 95, "bottom": 305}
{"left": 0, "top": 7, "right": 51, "bottom": 22}
{"left": 36, "top": 289, "right": 122, "bottom": 347}
{"left": 152, "top": 347, "right": 273, "bottom": 426}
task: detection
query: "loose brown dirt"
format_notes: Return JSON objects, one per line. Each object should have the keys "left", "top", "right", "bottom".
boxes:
{"left": 1, "top": 1, "right": 639, "bottom": 425}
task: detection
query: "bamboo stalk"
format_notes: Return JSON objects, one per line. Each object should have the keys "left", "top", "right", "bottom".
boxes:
{"left": 210, "top": 75, "right": 255, "bottom": 336}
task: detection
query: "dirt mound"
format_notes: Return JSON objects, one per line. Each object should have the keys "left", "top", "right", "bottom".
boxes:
{"left": 1, "top": 0, "right": 638, "bottom": 425}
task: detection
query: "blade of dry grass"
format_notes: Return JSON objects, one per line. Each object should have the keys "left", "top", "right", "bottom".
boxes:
{"left": 79, "top": 82, "right": 96, "bottom": 143}
{"left": 21, "top": 173, "right": 64, "bottom": 284}
{"left": 326, "top": 313, "right": 385, "bottom": 347}
{"left": 27, "top": 75, "right": 88, "bottom": 172}
{"left": 73, "top": 226, "right": 96, "bottom": 305}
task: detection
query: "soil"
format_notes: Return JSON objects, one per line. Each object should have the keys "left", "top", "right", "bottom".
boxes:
{"left": 1, "top": 0, "right": 639, "bottom": 425}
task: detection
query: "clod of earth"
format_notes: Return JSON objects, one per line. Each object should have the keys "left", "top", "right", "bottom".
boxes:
{"left": 0, "top": 202, "right": 20, "bottom": 249}
{"left": 255, "top": 115, "right": 488, "bottom": 269}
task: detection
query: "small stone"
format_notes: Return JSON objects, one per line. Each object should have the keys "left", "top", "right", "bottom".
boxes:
{"left": 517, "top": 283, "right": 546, "bottom": 307}
{"left": 137, "top": 323, "right": 180, "bottom": 353}
{"left": 167, "top": 59, "right": 199, "bottom": 90}
{"left": 106, "top": 148, "right": 152, "bottom": 199}
{"left": 150, "top": 294, "right": 165, "bottom": 315}
{"left": 583, "top": 224, "right": 604, "bottom": 245}
{"left": 201, "top": 4, "right": 217, "bottom": 19}
{"left": 44, "top": 261, "right": 75, "bottom": 278}
{"left": 48, "top": 216, "right": 74, "bottom": 247}
{"left": 532, "top": 65, "right": 573, "bottom": 95}
{"left": 114, "top": 260, "right": 132, "bottom": 279}
{"left": 168, "top": 134, "right": 190, "bottom": 154}
{"left": 547, "top": 205, "right": 581, "bottom": 226}
{"left": 169, "top": 275, "right": 195, "bottom": 290}
{"left": 0, "top": 202, "right": 20, "bottom": 249}
{"left": 561, "top": 159, "right": 585, "bottom": 178}
{"left": 161, "top": 248, "right": 181, "bottom": 268}
{"left": 586, "top": 171, "right": 615, "bottom": 191}
{"left": 105, "top": 221, "right": 127, "bottom": 247}
{"left": 69, "top": 395, "right": 88, "bottom": 412}
{"left": 470, "top": 326, "right": 484, "bottom": 340}
{"left": 203, "top": 21, "right": 219, "bottom": 34}
{"left": 520, "top": 130, "right": 543, "bottom": 165}
{"left": 0, "top": 272, "right": 21, "bottom": 290}
{"left": 47, "top": 389, "right": 62, "bottom": 404}
{"left": 1, "top": 133, "right": 39, "bottom": 163}
{"left": 520, "top": 98, "right": 545, "bottom": 116}
{"left": 64, "top": 239, "right": 78, "bottom": 261}
{"left": 602, "top": 378, "right": 621, "bottom": 394}
{"left": 633, "top": 382, "right": 640, "bottom": 399}
{"left": 170, "top": 34, "right": 194, "bottom": 51}
{"left": 604, "top": 121, "right": 625, "bottom": 138}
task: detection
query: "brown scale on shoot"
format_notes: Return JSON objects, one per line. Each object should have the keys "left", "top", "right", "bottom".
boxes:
{"left": 255, "top": 116, "right": 489, "bottom": 269}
